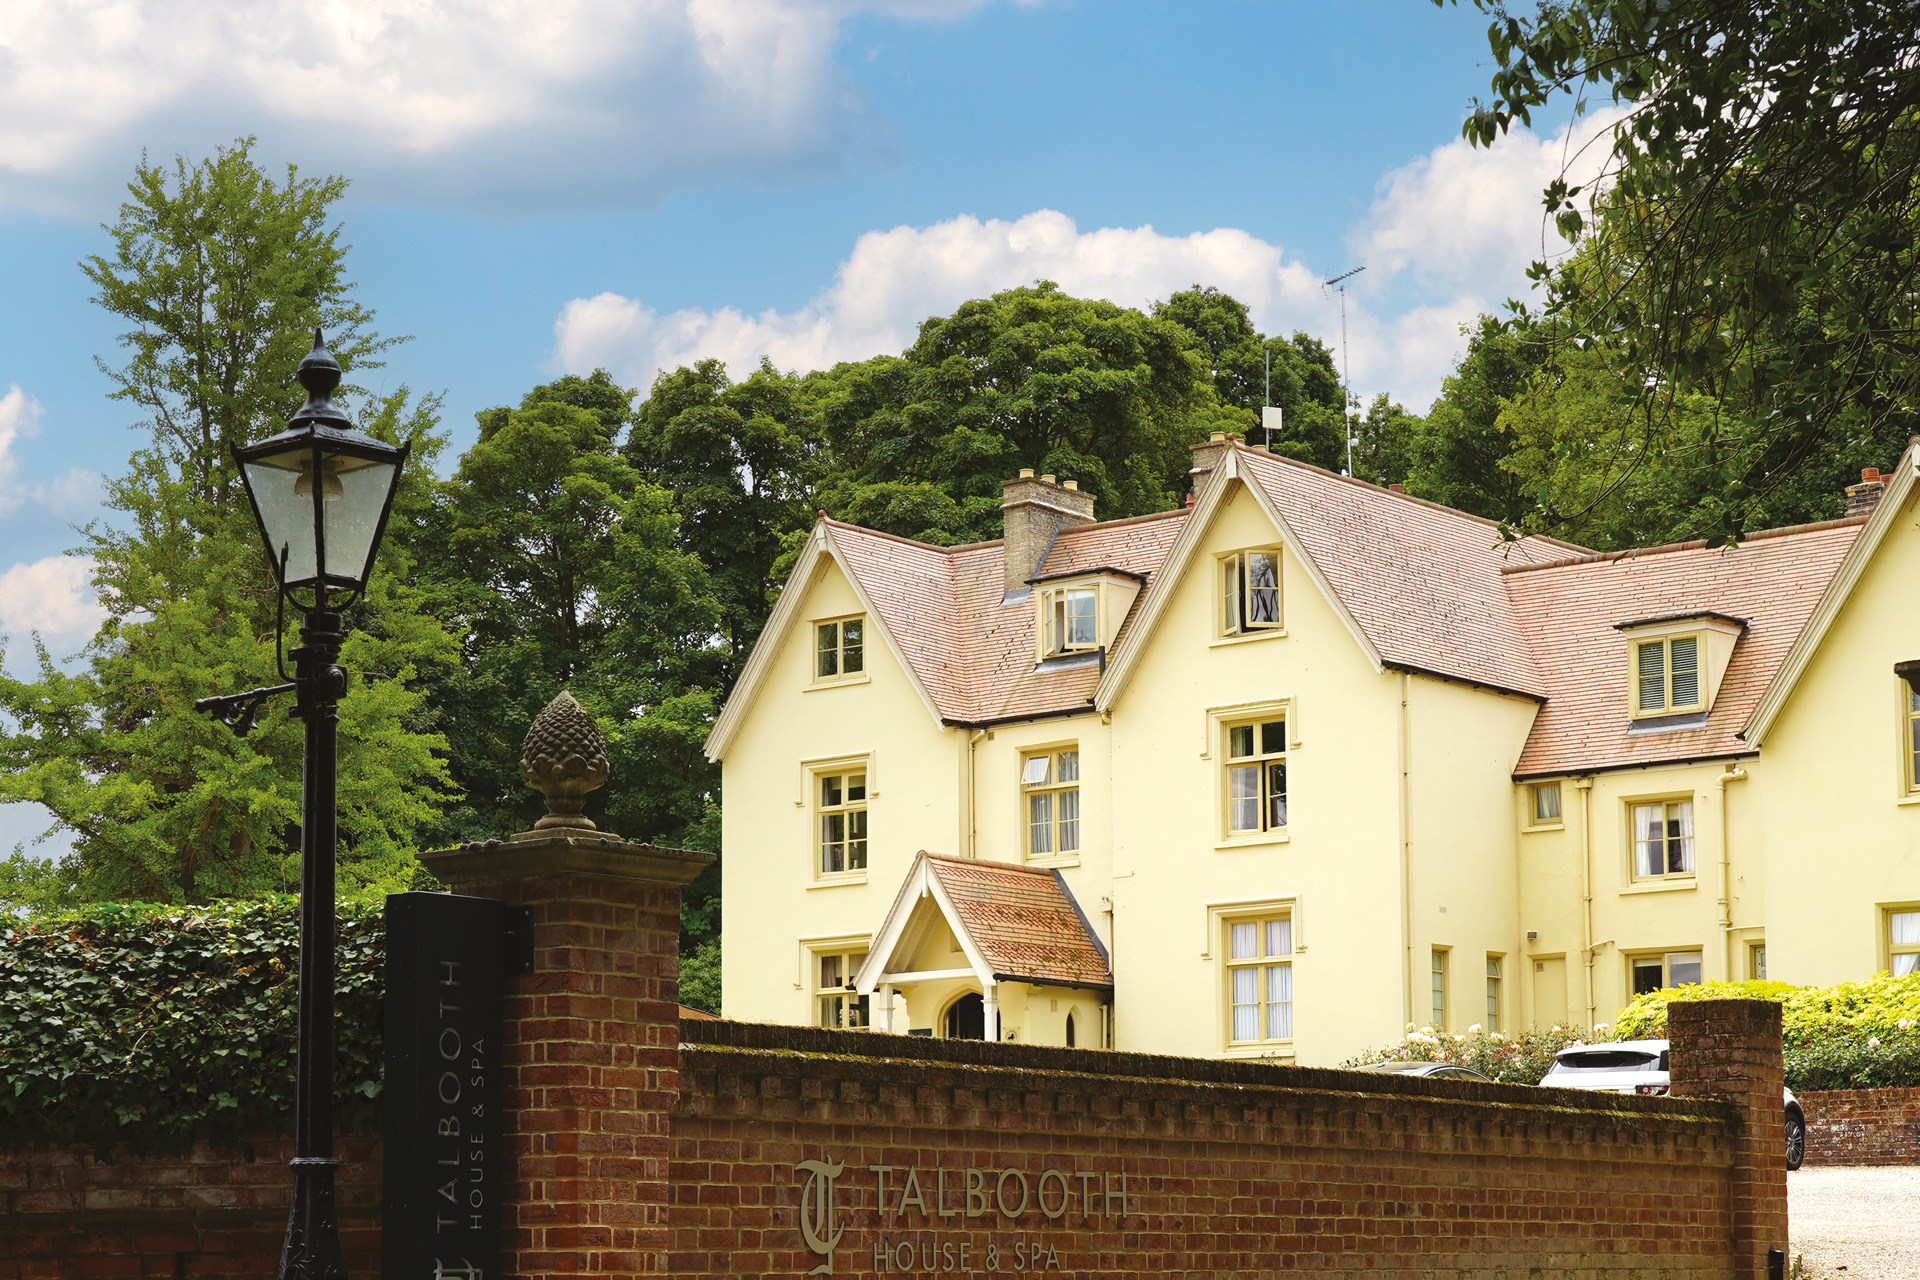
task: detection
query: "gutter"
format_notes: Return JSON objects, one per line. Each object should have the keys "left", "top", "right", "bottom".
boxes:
{"left": 944, "top": 702, "right": 1096, "bottom": 731}
{"left": 1382, "top": 660, "right": 1546, "bottom": 705}
{"left": 1512, "top": 749, "right": 1757, "bottom": 784}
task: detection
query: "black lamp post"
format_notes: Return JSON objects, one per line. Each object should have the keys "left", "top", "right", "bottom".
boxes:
{"left": 197, "top": 332, "right": 408, "bottom": 1279}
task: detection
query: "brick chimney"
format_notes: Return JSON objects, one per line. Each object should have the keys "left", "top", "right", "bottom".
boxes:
{"left": 1001, "top": 468, "right": 1095, "bottom": 595}
{"left": 1189, "top": 431, "right": 1234, "bottom": 485}
{"left": 1845, "top": 467, "right": 1886, "bottom": 518}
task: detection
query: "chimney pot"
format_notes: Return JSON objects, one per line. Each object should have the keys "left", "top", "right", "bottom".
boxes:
{"left": 1019, "top": 467, "right": 1035, "bottom": 479}
{"left": 1184, "top": 491, "right": 1195, "bottom": 508}
{"left": 1209, "top": 432, "right": 1225, "bottom": 443}
{"left": 1389, "top": 484, "right": 1404, "bottom": 493}
{"left": 1863, "top": 467, "right": 1882, "bottom": 483}
{"left": 1040, "top": 474, "right": 1056, "bottom": 486}
{"left": 1062, "top": 479, "right": 1078, "bottom": 491}
{"left": 1845, "top": 467, "right": 1889, "bottom": 518}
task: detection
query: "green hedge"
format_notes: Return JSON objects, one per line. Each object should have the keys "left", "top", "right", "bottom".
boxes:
{"left": 1340, "top": 1022, "right": 1592, "bottom": 1085}
{"left": 1607, "top": 972, "right": 1920, "bottom": 1092}
{"left": 0, "top": 898, "right": 384, "bottom": 1156}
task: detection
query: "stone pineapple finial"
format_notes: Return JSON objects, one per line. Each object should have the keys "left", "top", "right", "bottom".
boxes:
{"left": 519, "top": 691, "right": 611, "bottom": 835}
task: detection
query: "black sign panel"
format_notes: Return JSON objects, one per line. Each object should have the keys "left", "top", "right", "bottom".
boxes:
{"left": 383, "top": 891, "right": 528, "bottom": 1280}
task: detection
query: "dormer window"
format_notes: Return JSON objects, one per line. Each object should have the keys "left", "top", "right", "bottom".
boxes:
{"left": 1043, "top": 586, "right": 1098, "bottom": 655}
{"left": 1635, "top": 635, "right": 1702, "bottom": 714}
{"left": 1221, "top": 549, "right": 1281, "bottom": 636}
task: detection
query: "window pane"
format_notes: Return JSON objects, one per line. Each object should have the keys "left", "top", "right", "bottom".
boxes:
{"left": 1486, "top": 958, "right": 1501, "bottom": 1032}
{"left": 1057, "top": 750, "right": 1079, "bottom": 782}
{"left": 1229, "top": 765, "right": 1260, "bottom": 832}
{"left": 847, "top": 773, "right": 866, "bottom": 802}
{"left": 1260, "top": 720, "right": 1284, "bottom": 755}
{"left": 1637, "top": 641, "right": 1667, "bottom": 711}
{"left": 1896, "top": 953, "right": 1920, "bottom": 977}
{"left": 1751, "top": 945, "right": 1767, "bottom": 980}
{"left": 821, "top": 813, "right": 844, "bottom": 873}
{"left": 1892, "top": 911, "right": 1920, "bottom": 946}
{"left": 1266, "top": 761, "right": 1287, "bottom": 830}
{"left": 1633, "top": 958, "right": 1664, "bottom": 995}
{"left": 817, "top": 622, "right": 839, "bottom": 677}
{"left": 1223, "top": 557, "right": 1241, "bottom": 634}
{"left": 1028, "top": 792, "right": 1053, "bottom": 855}
{"left": 1911, "top": 718, "right": 1919, "bottom": 784}
{"left": 1230, "top": 968, "right": 1258, "bottom": 1040}
{"left": 847, "top": 809, "right": 867, "bottom": 870}
{"left": 1668, "top": 953, "right": 1702, "bottom": 987}
{"left": 1058, "top": 788, "right": 1079, "bottom": 852}
{"left": 1632, "top": 804, "right": 1662, "bottom": 877}
{"left": 1246, "top": 552, "right": 1280, "bottom": 624}
{"left": 1912, "top": 688, "right": 1920, "bottom": 713}
{"left": 1534, "top": 783, "right": 1562, "bottom": 822}
{"left": 1230, "top": 921, "right": 1257, "bottom": 960}
{"left": 1670, "top": 636, "right": 1699, "bottom": 705}
{"left": 822, "top": 775, "right": 842, "bottom": 807}
{"left": 1668, "top": 801, "right": 1695, "bottom": 873}
{"left": 819, "top": 995, "right": 843, "bottom": 1027}
{"left": 820, "top": 954, "right": 842, "bottom": 988}
{"left": 1050, "top": 596, "right": 1066, "bottom": 653}
{"left": 1023, "top": 755, "right": 1050, "bottom": 785}
{"left": 1266, "top": 918, "right": 1292, "bottom": 957}
{"left": 1266, "top": 964, "right": 1292, "bottom": 1039}
{"left": 848, "top": 994, "right": 870, "bottom": 1028}
{"left": 1228, "top": 725, "right": 1254, "bottom": 758}
{"left": 842, "top": 619, "right": 864, "bottom": 673}
{"left": 1067, "top": 589, "right": 1097, "bottom": 646}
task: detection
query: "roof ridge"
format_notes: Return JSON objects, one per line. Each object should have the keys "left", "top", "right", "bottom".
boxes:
{"left": 1052, "top": 507, "right": 1190, "bottom": 536}
{"left": 923, "top": 851, "right": 1057, "bottom": 877}
{"left": 822, "top": 517, "right": 979, "bottom": 557}
{"left": 1231, "top": 442, "right": 1592, "bottom": 554}
{"left": 822, "top": 505, "right": 1188, "bottom": 557}
{"left": 1499, "top": 514, "right": 1870, "bottom": 576}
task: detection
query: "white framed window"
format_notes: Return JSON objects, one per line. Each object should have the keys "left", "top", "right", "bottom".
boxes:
{"left": 1889, "top": 909, "right": 1920, "bottom": 977}
{"left": 815, "top": 616, "right": 865, "bottom": 681}
{"left": 1631, "top": 799, "right": 1695, "bottom": 879}
{"left": 1530, "top": 782, "right": 1563, "bottom": 825}
{"left": 1039, "top": 585, "right": 1099, "bottom": 656}
{"left": 1430, "top": 948, "right": 1449, "bottom": 1030}
{"left": 1906, "top": 687, "right": 1920, "bottom": 793}
{"left": 813, "top": 947, "right": 870, "bottom": 1029}
{"left": 1220, "top": 549, "right": 1282, "bottom": 636}
{"left": 1225, "top": 914, "right": 1293, "bottom": 1045}
{"left": 1631, "top": 950, "right": 1703, "bottom": 996}
{"left": 1749, "top": 942, "right": 1768, "bottom": 981}
{"left": 1633, "top": 635, "right": 1703, "bottom": 716}
{"left": 817, "top": 771, "right": 868, "bottom": 876}
{"left": 1021, "top": 748, "right": 1081, "bottom": 860}
{"left": 1485, "top": 955, "right": 1502, "bottom": 1033}
{"left": 1224, "top": 718, "right": 1287, "bottom": 836}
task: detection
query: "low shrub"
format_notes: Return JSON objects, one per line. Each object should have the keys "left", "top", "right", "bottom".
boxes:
{"left": 1607, "top": 972, "right": 1920, "bottom": 1092}
{"left": 1340, "top": 1022, "right": 1592, "bottom": 1085}
{"left": 0, "top": 898, "right": 384, "bottom": 1157}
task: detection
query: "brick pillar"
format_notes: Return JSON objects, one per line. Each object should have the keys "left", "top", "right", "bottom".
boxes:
{"left": 1668, "top": 998, "right": 1789, "bottom": 1278}
{"left": 421, "top": 835, "right": 713, "bottom": 1280}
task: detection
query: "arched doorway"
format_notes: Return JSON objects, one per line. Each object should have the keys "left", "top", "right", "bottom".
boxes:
{"left": 944, "top": 992, "right": 985, "bottom": 1040}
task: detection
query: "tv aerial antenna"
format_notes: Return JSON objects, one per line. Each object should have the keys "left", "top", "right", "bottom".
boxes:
{"left": 1322, "top": 265, "right": 1364, "bottom": 475}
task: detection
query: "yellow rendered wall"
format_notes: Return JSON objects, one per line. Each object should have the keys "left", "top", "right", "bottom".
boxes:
{"left": 1102, "top": 480, "right": 1537, "bottom": 1066}
{"left": 1748, "top": 485, "right": 1920, "bottom": 985}
{"left": 719, "top": 557, "right": 965, "bottom": 1025}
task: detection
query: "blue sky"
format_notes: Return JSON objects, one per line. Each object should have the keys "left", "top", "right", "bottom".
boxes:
{"left": 0, "top": 0, "right": 1597, "bottom": 853}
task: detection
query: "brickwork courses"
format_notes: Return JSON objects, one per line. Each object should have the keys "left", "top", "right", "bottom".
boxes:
{"left": 1799, "top": 1086, "right": 1920, "bottom": 1165}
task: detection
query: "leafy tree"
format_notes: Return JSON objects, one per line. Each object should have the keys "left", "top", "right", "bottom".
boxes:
{"left": 1444, "top": 0, "right": 1920, "bottom": 542}
{"left": 0, "top": 141, "right": 457, "bottom": 909}
{"left": 1352, "top": 393, "right": 1423, "bottom": 490}
{"left": 1404, "top": 316, "right": 1549, "bottom": 525}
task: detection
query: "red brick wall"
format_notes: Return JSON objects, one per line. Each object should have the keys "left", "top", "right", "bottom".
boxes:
{"left": 0, "top": 1118, "right": 379, "bottom": 1279}
{"left": 671, "top": 1020, "right": 1748, "bottom": 1279}
{"left": 1801, "top": 1086, "right": 1920, "bottom": 1165}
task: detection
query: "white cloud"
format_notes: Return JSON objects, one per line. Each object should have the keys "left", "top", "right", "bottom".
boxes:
{"left": 0, "top": 0, "right": 990, "bottom": 214}
{"left": 0, "top": 554, "right": 104, "bottom": 657}
{"left": 0, "top": 385, "right": 102, "bottom": 521}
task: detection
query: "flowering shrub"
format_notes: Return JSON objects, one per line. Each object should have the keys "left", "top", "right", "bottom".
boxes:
{"left": 1339, "top": 1022, "right": 1592, "bottom": 1084}
{"left": 1607, "top": 972, "right": 1920, "bottom": 1091}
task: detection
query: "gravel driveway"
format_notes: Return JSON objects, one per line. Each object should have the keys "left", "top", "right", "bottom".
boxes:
{"left": 1791, "top": 1166, "right": 1920, "bottom": 1279}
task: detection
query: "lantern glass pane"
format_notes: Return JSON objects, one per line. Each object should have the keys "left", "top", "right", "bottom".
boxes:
{"left": 243, "top": 451, "right": 321, "bottom": 586}
{"left": 325, "top": 458, "right": 397, "bottom": 585}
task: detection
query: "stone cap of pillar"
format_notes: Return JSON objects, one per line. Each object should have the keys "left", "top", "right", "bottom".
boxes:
{"left": 419, "top": 833, "right": 714, "bottom": 890}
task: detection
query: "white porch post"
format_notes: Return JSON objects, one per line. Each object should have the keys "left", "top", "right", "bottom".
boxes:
{"left": 983, "top": 984, "right": 1000, "bottom": 1042}
{"left": 875, "top": 983, "right": 894, "bottom": 1033}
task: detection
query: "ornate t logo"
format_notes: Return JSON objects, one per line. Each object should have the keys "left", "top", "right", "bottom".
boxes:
{"left": 795, "top": 1155, "right": 847, "bottom": 1275}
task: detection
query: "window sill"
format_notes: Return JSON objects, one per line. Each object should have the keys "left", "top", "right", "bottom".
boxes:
{"left": 1209, "top": 629, "right": 1287, "bottom": 649}
{"left": 1523, "top": 822, "right": 1566, "bottom": 834}
{"left": 807, "top": 873, "right": 869, "bottom": 890}
{"left": 1025, "top": 855, "right": 1081, "bottom": 869}
{"left": 1222, "top": 1044, "right": 1295, "bottom": 1061}
{"left": 1215, "top": 831, "right": 1289, "bottom": 851}
{"left": 806, "top": 674, "right": 872, "bottom": 691}
{"left": 1896, "top": 794, "right": 1920, "bottom": 807}
{"left": 1619, "top": 878, "right": 1697, "bottom": 895}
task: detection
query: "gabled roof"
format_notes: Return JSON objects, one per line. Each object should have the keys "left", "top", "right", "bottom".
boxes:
{"left": 854, "top": 852, "right": 1113, "bottom": 994}
{"left": 1504, "top": 518, "right": 1866, "bottom": 778}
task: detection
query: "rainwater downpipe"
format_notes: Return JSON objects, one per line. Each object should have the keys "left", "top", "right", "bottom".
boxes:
{"left": 1575, "top": 776, "right": 1596, "bottom": 1031}
{"left": 966, "top": 729, "right": 985, "bottom": 859}
{"left": 1399, "top": 673, "right": 1414, "bottom": 1028}
{"left": 1716, "top": 763, "right": 1749, "bottom": 980}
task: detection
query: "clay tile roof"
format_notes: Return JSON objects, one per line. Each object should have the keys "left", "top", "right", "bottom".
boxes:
{"left": 1503, "top": 518, "right": 1865, "bottom": 777}
{"left": 926, "top": 855, "right": 1112, "bottom": 989}
{"left": 1235, "top": 447, "right": 1582, "bottom": 698}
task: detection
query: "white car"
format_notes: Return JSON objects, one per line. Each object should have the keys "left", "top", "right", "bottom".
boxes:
{"left": 1540, "top": 1039, "right": 1806, "bottom": 1171}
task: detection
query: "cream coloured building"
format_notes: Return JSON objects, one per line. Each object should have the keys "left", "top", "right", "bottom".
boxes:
{"left": 704, "top": 436, "right": 1920, "bottom": 1065}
